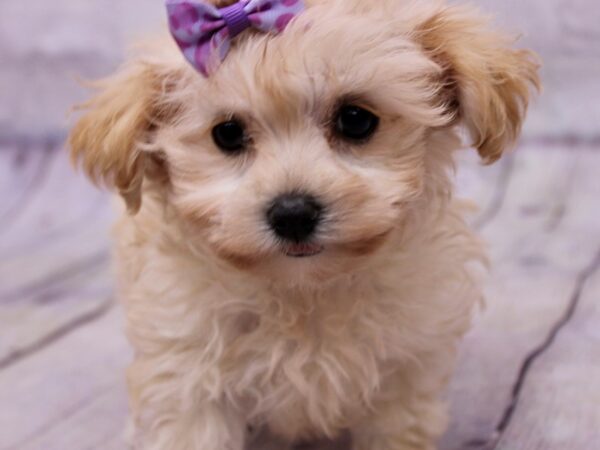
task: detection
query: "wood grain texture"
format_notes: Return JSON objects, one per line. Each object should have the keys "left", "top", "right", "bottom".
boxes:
{"left": 0, "top": 144, "right": 113, "bottom": 367}
{"left": 492, "top": 156, "right": 600, "bottom": 450}
{"left": 0, "top": 308, "right": 130, "bottom": 450}
{"left": 441, "top": 145, "right": 600, "bottom": 450}
{"left": 497, "top": 266, "right": 600, "bottom": 449}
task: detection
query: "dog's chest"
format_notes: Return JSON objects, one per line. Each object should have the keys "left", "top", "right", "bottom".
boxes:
{"left": 222, "top": 300, "right": 395, "bottom": 439}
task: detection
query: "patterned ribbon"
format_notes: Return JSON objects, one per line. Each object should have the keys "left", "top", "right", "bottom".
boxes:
{"left": 166, "top": 0, "right": 305, "bottom": 76}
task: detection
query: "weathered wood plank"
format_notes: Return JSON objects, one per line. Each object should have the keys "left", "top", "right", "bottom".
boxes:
{"left": 441, "top": 145, "right": 600, "bottom": 449}
{"left": 455, "top": 149, "right": 512, "bottom": 229}
{"left": 0, "top": 143, "right": 55, "bottom": 229}
{"left": 0, "top": 144, "right": 112, "bottom": 288}
{"left": 495, "top": 208, "right": 600, "bottom": 446}
{"left": 0, "top": 145, "right": 113, "bottom": 365}
{"left": 0, "top": 308, "right": 130, "bottom": 450}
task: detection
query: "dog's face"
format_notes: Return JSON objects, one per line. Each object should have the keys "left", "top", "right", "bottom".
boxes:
{"left": 160, "top": 3, "right": 448, "bottom": 281}
{"left": 70, "top": 0, "right": 539, "bottom": 284}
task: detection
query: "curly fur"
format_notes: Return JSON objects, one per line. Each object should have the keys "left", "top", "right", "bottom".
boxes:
{"left": 69, "top": 0, "right": 540, "bottom": 449}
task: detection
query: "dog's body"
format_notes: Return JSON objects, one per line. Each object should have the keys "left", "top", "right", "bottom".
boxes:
{"left": 118, "top": 183, "right": 480, "bottom": 449}
{"left": 70, "top": 1, "right": 539, "bottom": 448}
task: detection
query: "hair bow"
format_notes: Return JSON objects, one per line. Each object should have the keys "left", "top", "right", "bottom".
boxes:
{"left": 166, "top": 0, "right": 305, "bottom": 76}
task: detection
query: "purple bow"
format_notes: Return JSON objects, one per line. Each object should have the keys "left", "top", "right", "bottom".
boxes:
{"left": 166, "top": 0, "right": 305, "bottom": 76}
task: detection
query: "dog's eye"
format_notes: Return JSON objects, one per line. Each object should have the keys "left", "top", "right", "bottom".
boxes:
{"left": 335, "top": 105, "right": 379, "bottom": 141}
{"left": 212, "top": 120, "right": 247, "bottom": 154}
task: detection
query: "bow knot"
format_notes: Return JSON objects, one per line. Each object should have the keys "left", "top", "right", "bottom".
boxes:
{"left": 166, "top": 0, "right": 305, "bottom": 76}
{"left": 220, "top": 2, "right": 251, "bottom": 38}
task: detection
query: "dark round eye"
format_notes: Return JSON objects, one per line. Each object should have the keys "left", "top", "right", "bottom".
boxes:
{"left": 335, "top": 105, "right": 379, "bottom": 141}
{"left": 212, "top": 120, "right": 247, "bottom": 154}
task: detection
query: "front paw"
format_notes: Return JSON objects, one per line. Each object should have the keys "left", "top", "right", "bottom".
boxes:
{"left": 352, "top": 432, "right": 437, "bottom": 450}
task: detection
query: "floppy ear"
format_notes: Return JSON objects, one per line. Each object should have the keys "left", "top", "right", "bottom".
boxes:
{"left": 69, "top": 54, "right": 181, "bottom": 213}
{"left": 417, "top": 5, "right": 541, "bottom": 164}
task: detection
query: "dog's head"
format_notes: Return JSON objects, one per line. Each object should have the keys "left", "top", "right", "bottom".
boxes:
{"left": 70, "top": 0, "right": 539, "bottom": 284}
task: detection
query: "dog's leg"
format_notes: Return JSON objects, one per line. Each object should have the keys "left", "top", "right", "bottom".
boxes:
{"left": 350, "top": 372, "right": 448, "bottom": 450}
{"left": 127, "top": 360, "right": 246, "bottom": 450}
{"left": 351, "top": 398, "right": 446, "bottom": 450}
{"left": 131, "top": 399, "right": 246, "bottom": 450}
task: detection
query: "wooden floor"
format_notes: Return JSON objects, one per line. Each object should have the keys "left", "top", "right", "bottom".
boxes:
{"left": 1, "top": 140, "right": 599, "bottom": 450}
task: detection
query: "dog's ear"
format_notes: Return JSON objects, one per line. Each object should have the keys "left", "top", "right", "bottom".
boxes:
{"left": 69, "top": 54, "right": 182, "bottom": 213}
{"left": 417, "top": 6, "right": 541, "bottom": 164}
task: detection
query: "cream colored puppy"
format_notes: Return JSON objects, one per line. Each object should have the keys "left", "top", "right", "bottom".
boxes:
{"left": 70, "top": 0, "right": 539, "bottom": 448}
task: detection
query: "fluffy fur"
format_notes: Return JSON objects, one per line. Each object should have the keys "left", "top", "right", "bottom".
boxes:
{"left": 69, "top": 0, "right": 540, "bottom": 448}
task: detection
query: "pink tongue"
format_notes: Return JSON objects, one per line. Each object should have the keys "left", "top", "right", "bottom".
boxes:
{"left": 287, "top": 243, "right": 321, "bottom": 255}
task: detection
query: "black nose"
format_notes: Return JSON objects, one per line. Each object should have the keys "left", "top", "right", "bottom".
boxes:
{"left": 266, "top": 194, "right": 323, "bottom": 242}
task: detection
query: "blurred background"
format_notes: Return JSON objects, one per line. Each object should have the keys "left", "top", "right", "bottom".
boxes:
{"left": 1, "top": 0, "right": 599, "bottom": 141}
{"left": 1, "top": 1, "right": 599, "bottom": 450}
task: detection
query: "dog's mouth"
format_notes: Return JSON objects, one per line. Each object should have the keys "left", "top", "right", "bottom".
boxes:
{"left": 282, "top": 242, "right": 324, "bottom": 258}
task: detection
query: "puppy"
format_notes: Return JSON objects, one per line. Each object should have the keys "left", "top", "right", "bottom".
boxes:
{"left": 69, "top": 0, "right": 540, "bottom": 448}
